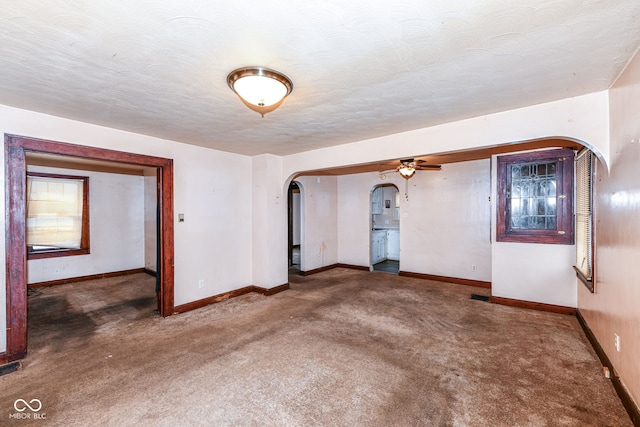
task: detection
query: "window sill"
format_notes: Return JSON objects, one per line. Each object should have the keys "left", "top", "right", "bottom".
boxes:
{"left": 573, "top": 266, "right": 594, "bottom": 293}
{"left": 27, "top": 248, "right": 89, "bottom": 260}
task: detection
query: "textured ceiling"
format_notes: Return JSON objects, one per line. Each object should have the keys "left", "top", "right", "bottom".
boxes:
{"left": 1, "top": 1, "right": 639, "bottom": 156}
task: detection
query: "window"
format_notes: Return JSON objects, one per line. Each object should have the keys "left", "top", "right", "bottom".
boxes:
{"left": 26, "top": 172, "right": 89, "bottom": 259}
{"left": 496, "top": 149, "right": 574, "bottom": 244}
{"left": 574, "top": 149, "right": 595, "bottom": 292}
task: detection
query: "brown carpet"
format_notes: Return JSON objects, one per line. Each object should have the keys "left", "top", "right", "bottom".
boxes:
{"left": 0, "top": 269, "right": 631, "bottom": 426}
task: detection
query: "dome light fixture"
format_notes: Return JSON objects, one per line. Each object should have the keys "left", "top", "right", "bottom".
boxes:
{"left": 227, "top": 66, "right": 293, "bottom": 117}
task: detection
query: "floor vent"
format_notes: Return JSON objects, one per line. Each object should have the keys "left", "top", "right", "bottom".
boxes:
{"left": 470, "top": 294, "right": 490, "bottom": 302}
{"left": 0, "top": 361, "right": 22, "bottom": 376}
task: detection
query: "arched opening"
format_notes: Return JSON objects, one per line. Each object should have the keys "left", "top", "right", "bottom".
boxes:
{"left": 287, "top": 180, "right": 303, "bottom": 272}
{"left": 370, "top": 183, "right": 400, "bottom": 273}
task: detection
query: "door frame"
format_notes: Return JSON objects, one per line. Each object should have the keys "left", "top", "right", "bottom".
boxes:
{"left": 4, "top": 134, "right": 175, "bottom": 362}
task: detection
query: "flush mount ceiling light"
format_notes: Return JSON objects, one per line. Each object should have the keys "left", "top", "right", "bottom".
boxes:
{"left": 227, "top": 66, "right": 293, "bottom": 117}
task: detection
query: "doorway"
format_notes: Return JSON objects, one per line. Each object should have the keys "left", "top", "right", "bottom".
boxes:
{"left": 4, "top": 134, "right": 174, "bottom": 362}
{"left": 288, "top": 181, "right": 302, "bottom": 272}
{"left": 371, "top": 183, "right": 400, "bottom": 274}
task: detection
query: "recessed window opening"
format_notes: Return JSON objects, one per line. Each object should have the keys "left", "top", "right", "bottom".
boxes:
{"left": 26, "top": 172, "right": 89, "bottom": 259}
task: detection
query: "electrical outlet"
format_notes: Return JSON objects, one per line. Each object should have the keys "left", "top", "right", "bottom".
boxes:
{"left": 472, "top": 265, "right": 477, "bottom": 271}
{"left": 614, "top": 334, "right": 621, "bottom": 352}
{"left": 198, "top": 279, "right": 204, "bottom": 289}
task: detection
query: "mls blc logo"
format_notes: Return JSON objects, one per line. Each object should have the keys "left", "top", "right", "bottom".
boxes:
{"left": 9, "top": 399, "right": 46, "bottom": 420}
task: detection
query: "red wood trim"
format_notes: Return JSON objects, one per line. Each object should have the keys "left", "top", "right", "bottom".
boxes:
{"left": 5, "top": 134, "right": 175, "bottom": 361}
{"left": 5, "top": 137, "right": 28, "bottom": 362}
{"left": 28, "top": 248, "right": 90, "bottom": 260}
{"left": 398, "top": 271, "right": 492, "bottom": 289}
{"left": 173, "top": 286, "right": 255, "bottom": 314}
{"left": 29, "top": 268, "right": 146, "bottom": 288}
{"left": 490, "top": 296, "right": 576, "bottom": 315}
{"left": 253, "top": 283, "right": 290, "bottom": 296}
{"left": 158, "top": 163, "right": 174, "bottom": 317}
{"left": 7, "top": 134, "right": 173, "bottom": 167}
{"left": 496, "top": 148, "right": 575, "bottom": 245}
{"left": 336, "top": 263, "right": 370, "bottom": 271}
{"left": 0, "top": 352, "right": 7, "bottom": 364}
{"left": 301, "top": 264, "right": 339, "bottom": 276}
{"left": 576, "top": 310, "right": 640, "bottom": 425}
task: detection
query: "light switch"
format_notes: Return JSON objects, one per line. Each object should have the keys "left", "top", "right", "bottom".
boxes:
{"left": 178, "top": 213, "right": 184, "bottom": 222}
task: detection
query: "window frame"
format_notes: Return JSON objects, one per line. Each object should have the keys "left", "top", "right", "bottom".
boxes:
{"left": 26, "top": 171, "right": 90, "bottom": 260}
{"left": 496, "top": 148, "right": 574, "bottom": 245}
{"left": 573, "top": 149, "right": 596, "bottom": 292}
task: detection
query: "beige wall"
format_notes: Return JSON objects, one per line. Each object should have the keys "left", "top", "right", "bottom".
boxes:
{"left": 578, "top": 50, "right": 640, "bottom": 406}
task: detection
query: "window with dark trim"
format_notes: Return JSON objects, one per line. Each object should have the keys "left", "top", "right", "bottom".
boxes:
{"left": 574, "top": 149, "right": 595, "bottom": 292}
{"left": 496, "top": 149, "right": 574, "bottom": 245}
{"left": 26, "top": 172, "right": 90, "bottom": 260}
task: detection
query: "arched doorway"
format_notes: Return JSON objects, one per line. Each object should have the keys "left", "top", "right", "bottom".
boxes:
{"left": 370, "top": 183, "right": 400, "bottom": 273}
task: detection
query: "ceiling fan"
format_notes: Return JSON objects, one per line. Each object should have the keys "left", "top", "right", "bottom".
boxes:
{"left": 380, "top": 158, "right": 441, "bottom": 179}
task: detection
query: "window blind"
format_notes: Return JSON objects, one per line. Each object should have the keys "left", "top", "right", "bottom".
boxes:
{"left": 26, "top": 176, "right": 84, "bottom": 249}
{"left": 575, "top": 150, "right": 593, "bottom": 283}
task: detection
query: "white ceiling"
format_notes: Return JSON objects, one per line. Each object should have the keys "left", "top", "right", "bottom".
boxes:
{"left": 1, "top": 1, "right": 639, "bottom": 156}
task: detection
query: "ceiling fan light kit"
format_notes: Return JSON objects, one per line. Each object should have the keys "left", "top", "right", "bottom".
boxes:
{"left": 227, "top": 66, "right": 293, "bottom": 117}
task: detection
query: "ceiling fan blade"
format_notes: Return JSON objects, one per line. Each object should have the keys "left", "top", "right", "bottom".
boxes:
{"left": 416, "top": 165, "right": 442, "bottom": 170}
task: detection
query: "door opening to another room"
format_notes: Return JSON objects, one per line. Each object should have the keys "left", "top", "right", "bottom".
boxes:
{"left": 288, "top": 181, "right": 302, "bottom": 271}
{"left": 370, "top": 183, "right": 400, "bottom": 274}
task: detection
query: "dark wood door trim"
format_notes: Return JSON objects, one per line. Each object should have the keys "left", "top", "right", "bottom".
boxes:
{"left": 4, "top": 134, "right": 175, "bottom": 362}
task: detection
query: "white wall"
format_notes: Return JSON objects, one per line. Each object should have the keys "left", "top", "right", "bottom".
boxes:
{"left": 490, "top": 152, "right": 577, "bottom": 308}
{"left": 0, "top": 104, "right": 254, "bottom": 353}
{"left": 27, "top": 165, "right": 145, "bottom": 283}
{"left": 144, "top": 173, "right": 157, "bottom": 272}
{"left": 579, "top": 49, "right": 640, "bottom": 406}
{"left": 401, "top": 160, "right": 492, "bottom": 281}
{"left": 336, "top": 161, "right": 491, "bottom": 280}
{"left": 295, "top": 176, "right": 338, "bottom": 272}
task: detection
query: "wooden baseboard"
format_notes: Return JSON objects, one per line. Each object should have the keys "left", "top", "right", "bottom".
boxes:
{"left": 173, "top": 283, "right": 290, "bottom": 314}
{"left": 29, "top": 268, "right": 147, "bottom": 288}
{"left": 301, "top": 264, "right": 339, "bottom": 276}
{"left": 576, "top": 310, "right": 640, "bottom": 426}
{"left": 143, "top": 268, "right": 157, "bottom": 277}
{"left": 254, "top": 283, "right": 290, "bottom": 296}
{"left": 490, "top": 296, "right": 576, "bottom": 315}
{"left": 173, "top": 286, "right": 255, "bottom": 314}
{"left": 398, "top": 271, "right": 491, "bottom": 289}
{"left": 0, "top": 352, "right": 6, "bottom": 364}
{"left": 336, "top": 263, "right": 370, "bottom": 271}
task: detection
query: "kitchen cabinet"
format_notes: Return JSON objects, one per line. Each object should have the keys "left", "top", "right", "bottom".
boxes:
{"left": 387, "top": 229, "right": 400, "bottom": 261}
{"left": 371, "top": 229, "right": 387, "bottom": 264}
{"left": 371, "top": 186, "right": 383, "bottom": 214}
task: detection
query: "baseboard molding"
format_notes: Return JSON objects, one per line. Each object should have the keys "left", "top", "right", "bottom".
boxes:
{"left": 174, "top": 286, "right": 255, "bottom": 314}
{"left": 0, "top": 352, "right": 6, "bottom": 364}
{"left": 301, "top": 264, "right": 339, "bottom": 276}
{"left": 143, "top": 268, "right": 157, "bottom": 277}
{"left": 398, "top": 271, "right": 492, "bottom": 289}
{"left": 173, "top": 284, "right": 290, "bottom": 314}
{"left": 576, "top": 310, "right": 640, "bottom": 426}
{"left": 253, "top": 283, "right": 290, "bottom": 296}
{"left": 29, "top": 268, "right": 147, "bottom": 288}
{"left": 336, "top": 263, "right": 370, "bottom": 271}
{"left": 490, "top": 296, "right": 576, "bottom": 316}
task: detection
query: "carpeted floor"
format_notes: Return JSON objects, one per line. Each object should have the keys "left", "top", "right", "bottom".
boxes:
{"left": 0, "top": 269, "right": 632, "bottom": 426}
